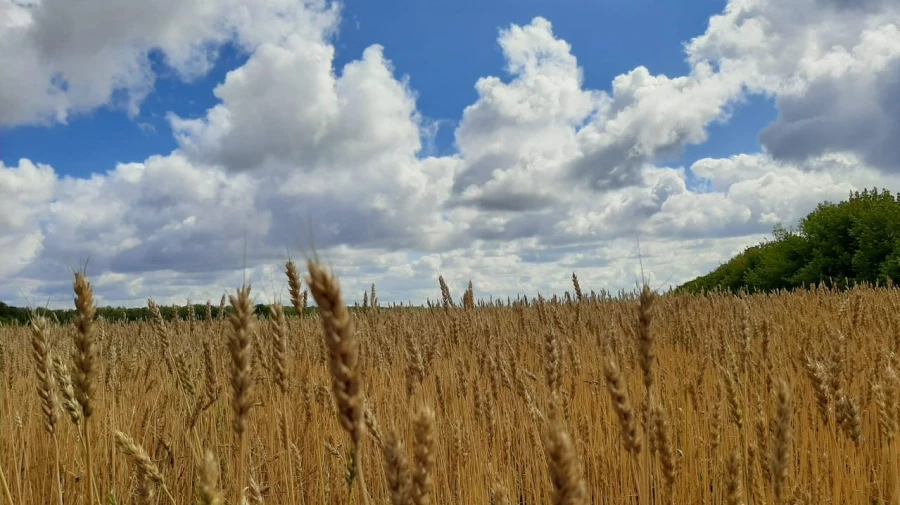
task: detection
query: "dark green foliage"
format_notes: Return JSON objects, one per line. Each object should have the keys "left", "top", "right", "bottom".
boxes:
{"left": 680, "top": 188, "right": 900, "bottom": 293}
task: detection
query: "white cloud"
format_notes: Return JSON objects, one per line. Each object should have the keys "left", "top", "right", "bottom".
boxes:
{"left": 0, "top": 159, "right": 54, "bottom": 278}
{"left": 168, "top": 27, "right": 466, "bottom": 255}
{"left": 1, "top": 0, "right": 899, "bottom": 307}
{"left": 171, "top": 42, "right": 426, "bottom": 174}
{"left": 0, "top": 0, "right": 339, "bottom": 125}
{"left": 450, "top": 18, "right": 596, "bottom": 210}
{"left": 21, "top": 153, "right": 267, "bottom": 287}
{"left": 686, "top": 0, "right": 900, "bottom": 170}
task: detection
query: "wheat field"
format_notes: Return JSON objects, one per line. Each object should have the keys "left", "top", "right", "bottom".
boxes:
{"left": 1, "top": 260, "right": 899, "bottom": 505}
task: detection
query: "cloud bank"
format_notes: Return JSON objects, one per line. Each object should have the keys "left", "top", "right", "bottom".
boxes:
{"left": 2, "top": 0, "right": 899, "bottom": 307}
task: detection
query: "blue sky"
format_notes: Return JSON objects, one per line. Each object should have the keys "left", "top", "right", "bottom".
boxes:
{"left": 1, "top": 0, "right": 896, "bottom": 307}
{"left": 1, "top": 0, "right": 774, "bottom": 180}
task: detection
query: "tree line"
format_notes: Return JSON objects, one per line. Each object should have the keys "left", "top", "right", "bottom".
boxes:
{"left": 0, "top": 301, "right": 311, "bottom": 326}
{"left": 679, "top": 187, "right": 900, "bottom": 293}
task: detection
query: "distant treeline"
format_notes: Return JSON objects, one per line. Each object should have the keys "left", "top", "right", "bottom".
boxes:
{"left": 679, "top": 188, "right": 900, "bottom": 294}
{"left": 0, "top": 301, "right": 316, "bottom": 326}
{"left": 0, "top": 282, "right": 630, "bottom": 327}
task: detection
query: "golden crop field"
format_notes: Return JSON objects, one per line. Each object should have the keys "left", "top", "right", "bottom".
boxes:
{"left": 1, "top": 260, "right": 899, "bottom": 505}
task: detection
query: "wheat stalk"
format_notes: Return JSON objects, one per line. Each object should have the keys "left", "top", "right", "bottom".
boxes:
{"left": 306, "top": 259, "right": 371, "bottom": 505}
{"left": 226, "top": 284, "right": 255, "bottom": 505}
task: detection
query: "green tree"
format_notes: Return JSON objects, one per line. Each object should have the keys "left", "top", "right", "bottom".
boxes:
{"left": 680, "top": 187, "right": 900, "bottom": 293}
{"left": 847, "top": 189, "right": 900, "bottom": 284}
{"left": 791, "top": 200, "right": 855, "bottom": 286}
{"left": 743, "top": 229, "right": 809, "bottom": 292}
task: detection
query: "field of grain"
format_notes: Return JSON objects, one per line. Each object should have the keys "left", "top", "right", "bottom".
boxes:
{"left": 1, "top": 260, "right": 899, "bottom": 505}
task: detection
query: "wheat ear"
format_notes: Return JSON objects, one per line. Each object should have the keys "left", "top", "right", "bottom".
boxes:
{"left": 382, "top": 428, "right": 411, "bottom": 505}
{"left": 30, "top": 315, "right": 63, "bottom": 505}
{"left": 114, "top": 430, "right": 177, "bottom": 505}
{"left": 198, "top": 449, "right": 224, "bottom": 505}
{"left": 544, "top": 409, "right": 587, "bottom": 505}
{"left": 226, "top": 285, "right": 255, "bottom": 505}
{"left": 72, "top": 271, "right": 98, "bottom": 505}
{"left": 306, "top": 259, "right": 371, "bottom": 505}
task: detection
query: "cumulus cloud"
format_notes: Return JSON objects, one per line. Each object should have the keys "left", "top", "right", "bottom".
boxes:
{"left": 571, "top": 63, "right": 744, "bottom": 191}
{"left": 1, "top": 0, "right": 899, "bottom": 307}
{"left": 4, "top": 153, "right": 270, "bottom": 303}
{"left": 449, "top": 17, "right": 746, "bottom": 212}
{"left": 450, "top": 18, "right": 595, "bottom": 211}
{"left": 760, "top": 53, "right": 900, "bottom": 170}
{"left": 687, "top": 0, "right": 900, "bottom": 170}
{"left": 0, "top": 159, "right": 54, "bottom": 278}
{"left": 170, "top": 42, "right": 424, "bottom": 173}
{"left": 0, "top": 0, "right": 338, "bottom": 125}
